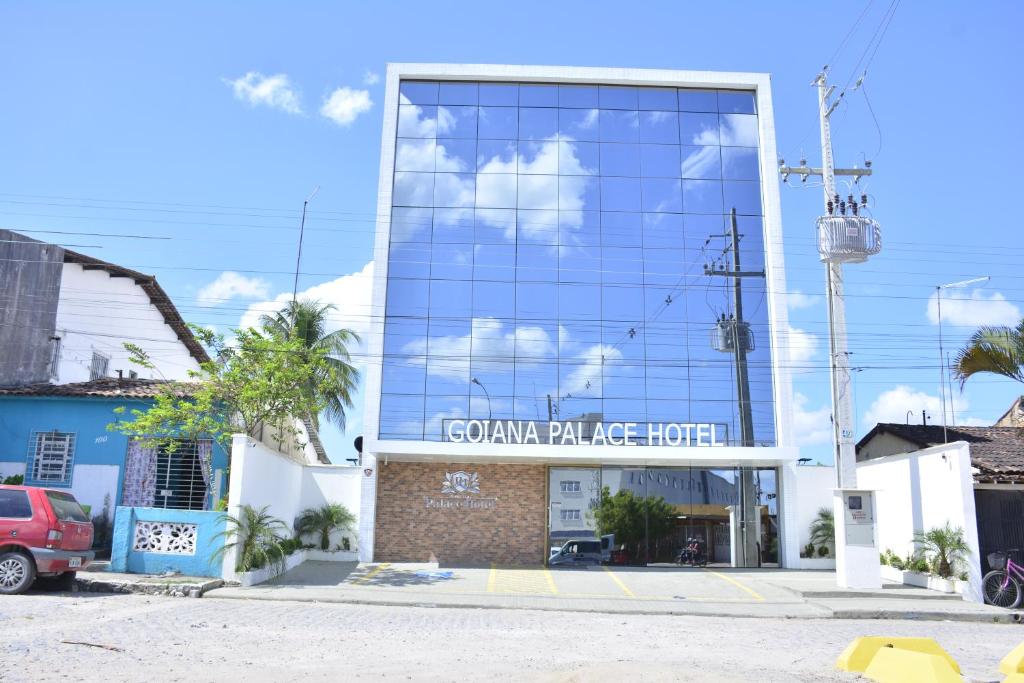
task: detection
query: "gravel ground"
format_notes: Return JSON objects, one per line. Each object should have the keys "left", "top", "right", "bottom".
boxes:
{"left": 0, "top": 593, "right": 1020, "bottom": 682}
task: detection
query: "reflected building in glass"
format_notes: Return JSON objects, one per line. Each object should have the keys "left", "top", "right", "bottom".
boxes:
{"left": 361, "top": 65, "right": 802, "bottom": 570}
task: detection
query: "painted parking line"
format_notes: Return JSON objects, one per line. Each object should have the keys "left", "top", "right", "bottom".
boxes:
{"left": 487, "top": 563, "right": 497, "bottom": 593}
{"left": 702, "top": 568, "right": 764, "bottom": 601}
{"left": 601, "top": 566, "right": 635, "bottom": 597}
{"left": 543, "top": 566, "right": 559, "bottom": 595}
{"left": 352, "top": 563, "right": 391, "bottom": 585}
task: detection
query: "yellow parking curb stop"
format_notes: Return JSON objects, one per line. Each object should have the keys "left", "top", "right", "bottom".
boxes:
{"left": 862, "top": 646, "right": 961, "bottom": 683}
{"left": 836, "top": 636, "right": 960, "bottom": 674}
{"left": 1000, "top": 641, "right": 1024, "bottom": 675}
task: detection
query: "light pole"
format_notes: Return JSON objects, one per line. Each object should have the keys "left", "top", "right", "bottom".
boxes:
{"left": 935, "top": 276, "right": 989, "bottom": 442}
{"left": 471, "top": 377, "right": 492, "bottom": 423}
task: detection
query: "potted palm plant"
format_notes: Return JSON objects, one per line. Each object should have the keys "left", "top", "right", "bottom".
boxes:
{"left": 912, "top": 523, "right": 970, "bottom": 593}
{"left": 295, "top": 503, "right": 357, "bottom": 556}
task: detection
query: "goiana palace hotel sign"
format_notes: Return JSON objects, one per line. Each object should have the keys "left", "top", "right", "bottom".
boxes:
{"left": 443, "top": 420, "right": 729, "bottom": 447}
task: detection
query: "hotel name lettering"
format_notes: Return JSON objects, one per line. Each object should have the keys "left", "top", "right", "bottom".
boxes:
{"left": 445, "top": 420, "right": 728, "bottom": 447}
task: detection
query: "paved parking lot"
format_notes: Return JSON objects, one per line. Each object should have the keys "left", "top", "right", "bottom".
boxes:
{"left": 207, "top": 562, "right": 1019, "bottom": 621}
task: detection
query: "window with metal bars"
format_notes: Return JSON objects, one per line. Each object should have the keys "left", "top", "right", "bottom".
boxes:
{"left": 27, "top": 431, "right": 75, "bottom": 485}
{"left": 153, "top": 441, "right": 209, "bottom": 511}
{"left": 89, "top": 351, "right": 110, "bottom": 380}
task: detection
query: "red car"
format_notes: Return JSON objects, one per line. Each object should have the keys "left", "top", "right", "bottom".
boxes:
{"left": 0, "top": 485, "right": 94, "bottom": 595}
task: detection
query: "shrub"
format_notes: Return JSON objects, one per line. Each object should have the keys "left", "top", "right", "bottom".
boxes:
{"left": 802, "top": 543, "right": 816, "bottom": 558}
{"left": 214, "top": 504, "right": 289, "bottom": 573}
{"left": 913, "top": 523, "right": 970, "bottom": 579}
{"left": 906, "top": 554, "right": 930, "bottom": 574}
{"left": 817, "top": 545, "right": 830, "bottom": 558}
{"left": 295, "top": 503, "right": 357, "bottom": 551}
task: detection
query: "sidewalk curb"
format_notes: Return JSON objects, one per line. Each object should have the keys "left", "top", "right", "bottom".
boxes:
{"left": 201, "top": 588, "right": 1021, "bottom": 623}
{"left": 76, "top": 576, "right": 224, "bottom": 598}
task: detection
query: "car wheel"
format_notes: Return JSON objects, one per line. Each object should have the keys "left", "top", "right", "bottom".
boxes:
{"left": 0, "top": 551, "right": 36, "bottom": 595}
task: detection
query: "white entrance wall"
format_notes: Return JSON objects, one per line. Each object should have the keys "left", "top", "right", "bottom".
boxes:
{"left": 223, "top": 435, "right": 362, "bottom": 580}
{"left": 785, "top": 465, "right": 838, "bottom": 568}
{"left": 857, "top": 441, "right": 982, "bottom": 602}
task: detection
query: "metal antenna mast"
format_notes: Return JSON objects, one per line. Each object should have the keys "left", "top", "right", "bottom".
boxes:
{"left": 292, "top": 185, "right": 320, "bottom": 305}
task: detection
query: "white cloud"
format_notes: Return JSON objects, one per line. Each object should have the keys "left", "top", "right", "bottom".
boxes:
{"left": 223, "top": 72, "right": 302, "bottom": 114}
{"left": 792, "top": 392, "right": 833, "bottom": 447}
{"left": 363, "top": 70, "right": 380, "bottom": 85}
{"left": 927, "top": 289, "right": 1021, "bottom": 328}
{"left": 785, "top": 290, "right": 818, "bottom": 310}
{"left": 862, "top": 385, "right": 970, "bottom": 428}
{"left": 320, "top": 87, "right": 373, "bottom": 126}
{"left": 787, "top": 325, "right": 819, "bottom": 363}
{"left": 197, "top": 272, "right": 271, "bottom": 306}
{"left": 239, "top": 261, "right": 375, "bottom": 343}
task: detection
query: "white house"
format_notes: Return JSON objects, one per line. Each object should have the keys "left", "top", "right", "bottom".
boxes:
{"left": 0, "top": 229, "right": 209, "bottom": 386}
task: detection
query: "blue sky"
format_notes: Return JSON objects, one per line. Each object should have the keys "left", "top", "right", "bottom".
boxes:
{"left": 2, "top": 2, "right": 1022, "bottom": 462}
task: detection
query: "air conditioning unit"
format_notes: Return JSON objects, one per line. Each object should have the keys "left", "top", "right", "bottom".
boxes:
{"left": 816, "top": 215, "right": 881, "bottom": 264}
{"left": 711, "top": 318, "right": 754, "bottom": 353}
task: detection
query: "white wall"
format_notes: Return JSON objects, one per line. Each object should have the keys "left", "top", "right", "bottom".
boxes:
{"left": 857, "top": 441, "right": 983, "bottom": 602}
{"left": 224, "top": 435, "right": 362, "bottom": 580}
{"left": 69, "top": 464, "right": 119, "bottom": 519}
{"left": 54, "top": 263, "right": 201, "bottom": 383}
{"left": 793, "top": 466, "right": 837, "bottom": 550}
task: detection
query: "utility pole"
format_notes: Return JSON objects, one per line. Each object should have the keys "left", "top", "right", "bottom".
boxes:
{"left": 704, "top": 207, "right": 765, "bottom": 567}
{"left": 781, "top": 69, "right": 882, "bottom": 588}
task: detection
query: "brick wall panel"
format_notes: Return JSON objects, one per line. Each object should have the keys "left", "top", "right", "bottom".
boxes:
{"left": 374, "top": 462, "right": 546, "bottom": 566}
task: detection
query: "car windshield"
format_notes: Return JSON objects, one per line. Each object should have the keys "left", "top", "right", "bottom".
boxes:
{"left": 44, "top": 491, "right": 89, "bottom": 522}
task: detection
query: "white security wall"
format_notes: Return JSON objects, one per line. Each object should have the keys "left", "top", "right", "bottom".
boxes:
{"left": 792, "top": 465, "right": 837, "bottom": 552}
{"left": 857, "top": 441, "right": 982, "bottom": 602}
{"left": 224, "top": 436, "right": 362, "bottom": 579}
{"left": 55, "top": 263, "right": 201, "bottom": 383}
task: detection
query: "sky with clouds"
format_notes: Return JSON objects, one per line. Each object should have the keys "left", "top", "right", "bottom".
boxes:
{"left": 1, "top": 2, "right": 1022, "bottom": 462}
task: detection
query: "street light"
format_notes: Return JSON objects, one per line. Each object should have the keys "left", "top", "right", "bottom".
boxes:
{"left": 470, "top": 377, "right": 492, "bottom": 423}
{"left": 935, "top": 276, "right": 989, "bottom": 442}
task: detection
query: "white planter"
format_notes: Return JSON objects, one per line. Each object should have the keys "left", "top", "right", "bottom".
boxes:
{"left": 305, "top": 549, "right": 358, "bottom": 562}
{"left": 879, "top": 565, "right": 963, "bottom": 594}
{"left": 230, "top": 550, "right": 307, "bottom": 587}
{"left": 798, "top": 557, "right": 836, "bottom": 570}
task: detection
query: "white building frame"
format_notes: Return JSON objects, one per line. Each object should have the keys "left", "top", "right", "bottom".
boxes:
{"left": 360, "top": 63, "right": 800, "bottom": 565}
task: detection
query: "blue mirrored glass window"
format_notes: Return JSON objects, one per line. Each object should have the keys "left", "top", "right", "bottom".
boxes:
{"left": 383, "top": 80, "right": 772, "bottom": 444}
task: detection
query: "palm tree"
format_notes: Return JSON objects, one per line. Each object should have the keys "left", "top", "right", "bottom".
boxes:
{"left": 913, "top": 522, "right": 970, "bottom": 578}
{"left": 953, "top": 319, "right": 1024, "bottom": 387}
{"left": 809, "top": 507, "right": 835, "bottom": 548}
{"left": 213, "top": 505, "right": 290, "bottom": 573}
{"left": 295, "top": 503, "right": 357, "bottom": 551}
{"left": 260, "top": 299, "right": 360, "bottom": 452}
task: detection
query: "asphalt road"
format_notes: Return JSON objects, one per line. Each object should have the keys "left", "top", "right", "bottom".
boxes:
{"left": 1, "top": 592, "right": 1021, "bottom": 682}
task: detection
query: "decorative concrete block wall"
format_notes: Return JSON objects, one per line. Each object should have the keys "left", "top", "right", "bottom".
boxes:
{"left": 110, "top": 506, "right": 226, "bottom": 578}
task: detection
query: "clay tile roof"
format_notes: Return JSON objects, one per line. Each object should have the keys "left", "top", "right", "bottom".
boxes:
{"left": 0, "top": 377, "right": 199, "bottom": 399}
{"left": 857, "top": 423, "right": 1024, "bottom": 484}
{"left": 62, "top": 249, "right": 210, "bottom": 365}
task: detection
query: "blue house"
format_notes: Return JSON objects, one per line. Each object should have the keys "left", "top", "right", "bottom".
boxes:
{"left": 0, "top": 378, "right": 229, "bottom": 545}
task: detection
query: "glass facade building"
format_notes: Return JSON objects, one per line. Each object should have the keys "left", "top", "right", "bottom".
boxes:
{"left": 379, "top": 79, "right": 776, "bottom": 444}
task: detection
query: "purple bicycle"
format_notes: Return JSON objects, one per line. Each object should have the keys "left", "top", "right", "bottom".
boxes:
{"left": 983, "top": 549, "right": 1024, "bottom": 608}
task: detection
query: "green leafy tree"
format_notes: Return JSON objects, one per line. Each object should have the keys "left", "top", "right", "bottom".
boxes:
{"left": 110, "top": 326, "right": 335, "bottom": 453}
{"left": 953, "top": 319, "right": 1024, "bottom": 386}
{"left": 259, "top": 299, "right": 360, "bottom": 431}
{"left": 809, "top": 507, "right": 835, "bottom": 547}
{"left": 590, "top": 486, "right": 677, "bottom": 561}
{"left": 295, "top": 502, "right": 357, "bottom": 551}
{"left": 913, "top": 522, "right": 970, "bottom": 578}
